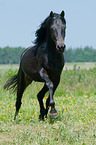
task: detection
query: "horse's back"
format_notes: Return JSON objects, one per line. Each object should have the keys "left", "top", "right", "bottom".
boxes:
{"left": 19, "top": 45, "right": 46, "bottom": 81}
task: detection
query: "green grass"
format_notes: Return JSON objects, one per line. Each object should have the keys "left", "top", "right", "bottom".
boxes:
{"left": 0, "top": 63, "right": 96, "bottom": 144}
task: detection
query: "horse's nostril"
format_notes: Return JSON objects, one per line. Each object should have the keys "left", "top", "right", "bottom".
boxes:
{"left": 58, "top": 45, "right": 61, "bottom": 49}
{"left": 61, "top": 44, "right": 66, "bottom": 49}
{"left": 56, "top": 44, "right": 66, "bottom": 53}
{"left": 58, "top": 44, "right": 65, "bottom": 49}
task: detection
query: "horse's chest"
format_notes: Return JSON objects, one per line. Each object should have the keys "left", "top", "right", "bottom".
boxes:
{"left": 49, "top": 59, "right": 63, "bottom": 71}
{"left": 46, "top": 61, "right": 63, "bottom": 79}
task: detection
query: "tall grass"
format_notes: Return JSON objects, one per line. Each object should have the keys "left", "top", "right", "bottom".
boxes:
{"left": 0, "top": 65, "right": 96, "bottom": 144}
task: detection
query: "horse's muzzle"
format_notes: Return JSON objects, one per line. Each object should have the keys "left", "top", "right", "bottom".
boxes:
{"left": 56, "top": 44, "right": 66, "bottom": 53}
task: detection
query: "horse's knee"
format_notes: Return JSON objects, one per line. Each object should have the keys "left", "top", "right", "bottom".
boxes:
{"left": 46, "top": 81, "right": 53, "bottom": 89}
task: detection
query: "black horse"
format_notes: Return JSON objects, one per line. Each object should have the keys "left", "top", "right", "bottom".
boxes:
{"left": 4, "top": 11, "right": 66, "bottom": 120}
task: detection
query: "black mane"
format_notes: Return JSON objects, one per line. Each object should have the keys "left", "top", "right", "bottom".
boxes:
{"left": 34, "top": 13, "right": 65, "bottom": 45}
{"left": 34, "top": 14, "right": 52, "bottom": 45}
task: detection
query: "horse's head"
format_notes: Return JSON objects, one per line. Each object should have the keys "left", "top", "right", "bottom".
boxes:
{"left": 49, "top": 11, "right": 66, "bottom": 53}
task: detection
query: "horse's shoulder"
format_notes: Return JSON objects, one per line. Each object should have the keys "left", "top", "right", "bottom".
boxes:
{"left": 20, "top": 45, "right": 37, "bottom": 60}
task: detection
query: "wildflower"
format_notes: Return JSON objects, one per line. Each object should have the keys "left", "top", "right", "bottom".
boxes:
{"left": 67, "top": 96, "right": 71, "bottom": 99}
{"left": 70, "top": 103, "right": 73, "bottom": 107}
{"left": 19, "top": 113, "right": 22, "bottom": 115}
{"left": 64, "top": 109, "right": 66, "bottom": 112}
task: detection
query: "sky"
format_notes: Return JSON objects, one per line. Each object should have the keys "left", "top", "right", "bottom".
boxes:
{"left": 0, "top": 0, "right": 96, "bottom": 49}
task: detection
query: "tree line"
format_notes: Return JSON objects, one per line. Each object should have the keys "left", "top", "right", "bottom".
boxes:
{"left": 0, "top": 46, "right": 25, "bottom": 64}
{"left": 64, "top": 46, "right": 96, "bottom": 62}
{"left": 0, "top": 46, "right": 96, "bottom": 64}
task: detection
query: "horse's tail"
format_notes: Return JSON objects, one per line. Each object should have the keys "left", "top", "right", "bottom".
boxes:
{"left": 4, "top": 74, "right": 18, "bottom": 93}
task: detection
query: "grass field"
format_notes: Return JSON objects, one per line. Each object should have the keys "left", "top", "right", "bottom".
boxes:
{"left": 0, "top": 62, "right": 96, "bottom": 70}
{"left": 0, "top": 63, "right": 96, "bottom": 144}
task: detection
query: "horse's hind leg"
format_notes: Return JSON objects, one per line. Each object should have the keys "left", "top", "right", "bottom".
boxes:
{"left": 14, "top": 69, "right": 32, "bottom": 120}
{"left": 14, "top": 86, "right": 25, "bottom": 120}
{"left": 37, "top": 84, "right": 48, "bottom": 120}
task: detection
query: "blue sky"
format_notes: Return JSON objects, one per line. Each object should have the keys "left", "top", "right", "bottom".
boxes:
{"left": 0, "top": 0, "right": 96, "bottom": 49}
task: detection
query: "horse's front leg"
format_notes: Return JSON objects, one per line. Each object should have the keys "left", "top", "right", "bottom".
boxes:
{"left": 48, "top": 83, "right": 58, "bottom": 119}
{"left": 45, "top": 77, "right": 60, "bottom": 118}
{"left": 40, "top": 68, "right": 58, "bottom": 119}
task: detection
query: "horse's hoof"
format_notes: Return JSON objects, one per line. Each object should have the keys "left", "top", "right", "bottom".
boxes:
{"left": 50, "top": 112, "right": 58, "bottom": 119}
{"left": 39, "top": 115, "right": 44, "bottom": 121}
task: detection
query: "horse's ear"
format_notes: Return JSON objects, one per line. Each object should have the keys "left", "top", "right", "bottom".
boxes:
{"left": 50, "top": 11, "right": 54, "bottom": 17}
{"left": 60, "top": 10, "right": 65, "bottom": 17}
